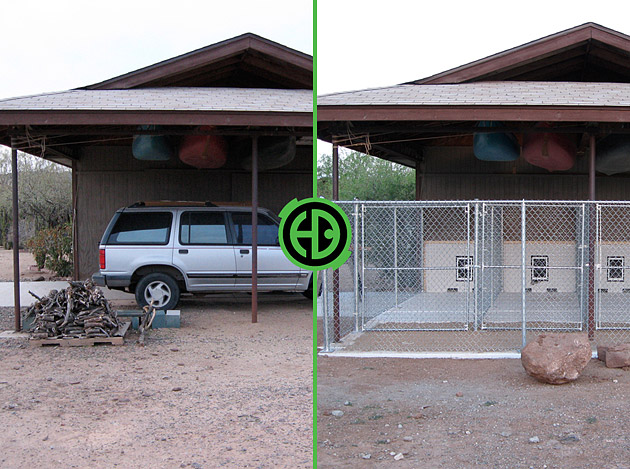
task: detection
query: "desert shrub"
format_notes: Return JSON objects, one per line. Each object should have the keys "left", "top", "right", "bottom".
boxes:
{"left": 26, "top": 223, "right": 73, "bottom": 277}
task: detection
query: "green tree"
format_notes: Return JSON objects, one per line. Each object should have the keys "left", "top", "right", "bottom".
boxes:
{"left": 317, "top": 150, "right": 415, "bottom": 200}
{"left": 0, "top": 148, "right": 72, "bottom": 248}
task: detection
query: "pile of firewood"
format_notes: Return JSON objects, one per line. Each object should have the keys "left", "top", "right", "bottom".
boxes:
{"left": 28, "top": 280, "right": 122, "bottom": 339}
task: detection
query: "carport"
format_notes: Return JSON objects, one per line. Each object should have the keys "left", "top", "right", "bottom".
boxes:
{"left": 2, "top": 33, "right": 313, "bottom": 330}
{"left": 318, "top": 23, "right": 630, "bottom": 353}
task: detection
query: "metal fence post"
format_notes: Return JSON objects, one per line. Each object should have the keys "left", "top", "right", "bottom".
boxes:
{"left": 588, "top": 203, "right": 596, "bottom": 339}
{"left": 322, "top": 268, "right": 330, "bottom": 352}
{"left": 580, "top": 203, "right": 587, "bottom": 330}
{"left": 466, "top": 203, "right": 471, "bottom": 326}
{"left": 394, "top": 206, "right": 398, "bottom": 308}
{"left": 521, "top": 200, "right": 527, "bottom": 349}
{"left": 353, "top": 201, "right": 359, "bottom": 332}
{"left": 474, "top": 201, "right": 480, "bottom": 331}
{"left": 361, "top": 203, "right": 366, "bottom": 331}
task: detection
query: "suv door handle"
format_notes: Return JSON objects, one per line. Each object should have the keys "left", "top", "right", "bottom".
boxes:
{"left": 240, "top": 249, "right": 250, "bottom": 255}
{"left": 179, "top": 249, "right": 189, "bottom": 254}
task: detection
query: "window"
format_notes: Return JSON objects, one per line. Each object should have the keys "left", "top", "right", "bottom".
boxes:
{"left": 107, "top": 212, "right": 172, "bottom": 245}
{"left": 531, "top": 256, "right": 549, "bottom": 282}
{"left": 180, "top": 212, "right": 228, "bottom": 245}
{"left": 456, "top": 256, "right": 473, "bottom": 281}
{"left": 231, "top": 213, "right": 279, "bottom": 246}
{"left": 607, "top": 256, "right": 624, "bottom": 282}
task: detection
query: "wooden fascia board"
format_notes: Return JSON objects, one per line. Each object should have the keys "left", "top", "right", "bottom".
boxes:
{"left": 91, "top": 45, "right": 248, "bottom": 90}
{"left": 0, "top": 110, "right": 313, "bottom": 127}
{"left": 418, "top": 28, "right": 593, "bottom": 84}
{"left": 317, "top": 105, "right": 630, "bottom": 123}
{"left": 591, "top": 26, "right": 630, "bottom": 51}
{"left": 90, "top": 37, "right": 311, "bottom": 90}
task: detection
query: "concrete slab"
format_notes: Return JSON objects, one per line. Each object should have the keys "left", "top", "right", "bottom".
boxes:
{"left": 0, "top": 331, "right": 30, "bottom": 339}
{"left": 0, "top": 281, "right": 134, "bottom": 307}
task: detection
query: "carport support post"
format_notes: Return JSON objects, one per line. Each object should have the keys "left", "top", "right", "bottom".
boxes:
{"left": 588, "top": 135, "right": 596, "bottom": 339}
{"left": 251, "top": 136, "right": 258, "bottom": 324}
{"left": 332, "top": 142, "right": 340, "bottom": 341}
{"left": 11, "top": 140, "right": 21, "bottom": 332}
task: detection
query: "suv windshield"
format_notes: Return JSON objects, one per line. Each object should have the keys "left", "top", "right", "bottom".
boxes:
{"left": 107, "top": 212, "right": 172, "bottom": 245}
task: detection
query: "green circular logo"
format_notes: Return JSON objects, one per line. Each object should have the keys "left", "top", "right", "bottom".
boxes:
{"left": 278, "top": 198, "right": 351, "bottom": 271}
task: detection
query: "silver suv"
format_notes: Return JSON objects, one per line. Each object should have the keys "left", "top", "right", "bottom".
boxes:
{"left": 92, "top": 202, "right": 314, "bottom": 310}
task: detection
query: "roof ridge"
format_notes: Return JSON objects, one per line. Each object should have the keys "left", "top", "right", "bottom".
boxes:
{"left": 410, "top": 22, "right": 630, "bottom": 85}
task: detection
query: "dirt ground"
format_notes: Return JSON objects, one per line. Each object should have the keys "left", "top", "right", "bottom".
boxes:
{"left": 0, "top": 249, "right": 59, "bottom": 281}
{"left": 0, "top": 294, "right": 313, "bottom": 468}
{"left": 317, "top": 355, "right": 630, "bottom": 468}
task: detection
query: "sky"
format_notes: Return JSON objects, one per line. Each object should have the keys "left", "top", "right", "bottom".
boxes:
{"left": 0, "top": 0, "right": 312, "bottom": 99}
{"left": 317, "top": 0, "right": 630, "bottom": 157}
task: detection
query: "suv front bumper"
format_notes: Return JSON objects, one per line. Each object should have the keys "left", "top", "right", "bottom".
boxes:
{"left": 92, "top": 273, "right": 132, "bottom": 288}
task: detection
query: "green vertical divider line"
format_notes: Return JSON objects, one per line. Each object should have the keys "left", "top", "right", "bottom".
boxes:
{"left": 312, "top": 0, "right": 318, "bottom": 466}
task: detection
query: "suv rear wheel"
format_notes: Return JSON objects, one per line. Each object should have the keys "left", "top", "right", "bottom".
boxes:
{"left": 135, "top": 273, "right": 180, "bottom": 310}
{"left": 303, "top": 276, "right": 322, "bottom": 299}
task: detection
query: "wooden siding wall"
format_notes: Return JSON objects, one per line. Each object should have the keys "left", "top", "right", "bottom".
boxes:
{"left": 76, "top": 145, "right": 312, "bottom": 279}
{"left": 421, "top": 147, "right": 630, "bottom": 201}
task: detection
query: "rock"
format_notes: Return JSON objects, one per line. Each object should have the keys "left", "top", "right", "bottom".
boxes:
{"left": 456, "top": 392, "right": 464, "bottom": 397}
{"left": 172, "top": 387, "right": 182, "bottom": 392}
{"left": 605, "top": 343, "right": 630, "bottom": 368}
{"left": 560, "top": 433, "right": 580, "bottom": 443}
{"left": 360, "top": 453, "right": 371, "bottom": 460}
{"left": 529, "top": 436, "right": 540, "bottom": 444}
{"left": 500, "top": 431, "right": 512, "bottom": 438}
{"left": 33, "top": 276, "right": 45, "bottom": 282}
{"left": 597, "top": 345, "right": 609, "bottom": 362}
{"left": 521, "top": 333, "right": 592, "bottom": 384}
{"left": 394, "top": 453, "right": 404, "bottom": 461}
{"left": 403, "top": 436, "right": 413, "bottom": 442}
{"left": 343, "top": 401, "right": 352, "bottom": 406}
{"left": 331, "top": 410, "right": 344, "bottom": 417}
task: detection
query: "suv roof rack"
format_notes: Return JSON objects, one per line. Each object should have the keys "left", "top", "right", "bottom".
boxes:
{"left": 128, "top": 201, "right": 218, "bottom": 208}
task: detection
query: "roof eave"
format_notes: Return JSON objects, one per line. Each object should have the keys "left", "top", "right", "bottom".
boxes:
{"left": 317, "top": 104, "right": 630, "bottom": 123}
{"left": 0, "top": 110, "right": 313, "bottom": 127}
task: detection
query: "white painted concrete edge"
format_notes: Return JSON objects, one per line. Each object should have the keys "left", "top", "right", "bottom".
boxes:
{"left": 319, "top": 350, "right": 600, "bottom": 359}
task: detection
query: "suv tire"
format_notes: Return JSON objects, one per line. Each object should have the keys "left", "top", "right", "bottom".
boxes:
{"left": 303, "top": 275, "right": 322, "bottom": 299}
{"left": 135, "top": 273, "right": 180, "bottom": 310}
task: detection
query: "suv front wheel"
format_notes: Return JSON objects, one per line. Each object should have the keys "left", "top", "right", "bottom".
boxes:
{"left": 135, "top": 273, "right": 180, "bottom": 311}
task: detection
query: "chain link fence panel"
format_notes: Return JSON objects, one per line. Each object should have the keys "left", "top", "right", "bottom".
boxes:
{"left": 320, "top": 201, "right": 630, "bottom": 354}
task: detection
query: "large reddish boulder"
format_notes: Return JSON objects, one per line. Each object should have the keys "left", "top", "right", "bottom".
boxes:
{"left": 521, "top": 333, "right": 592, "bottom": 384}
{"left": 604, "top": 343, "right": 630, "bottom": 368}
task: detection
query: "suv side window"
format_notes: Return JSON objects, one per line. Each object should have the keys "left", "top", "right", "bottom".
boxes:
{"left": 180, "top": 211, "right": 229, "bottom": 245}
{"left": 231, "top": 213, "right": 279, "bottom": 246}
{"left": 107, "top": 212, "right": 172, "bottom": 245}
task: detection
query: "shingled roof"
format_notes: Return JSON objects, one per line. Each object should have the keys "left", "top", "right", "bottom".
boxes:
{"left": 0, "top": 33, "right": 313, "bottom": 165}
{"left": 0, "top": 88, "right": 312, "bottom": 126}
{"left": 321, "top": 82, "right": 630, "bottom": 107}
